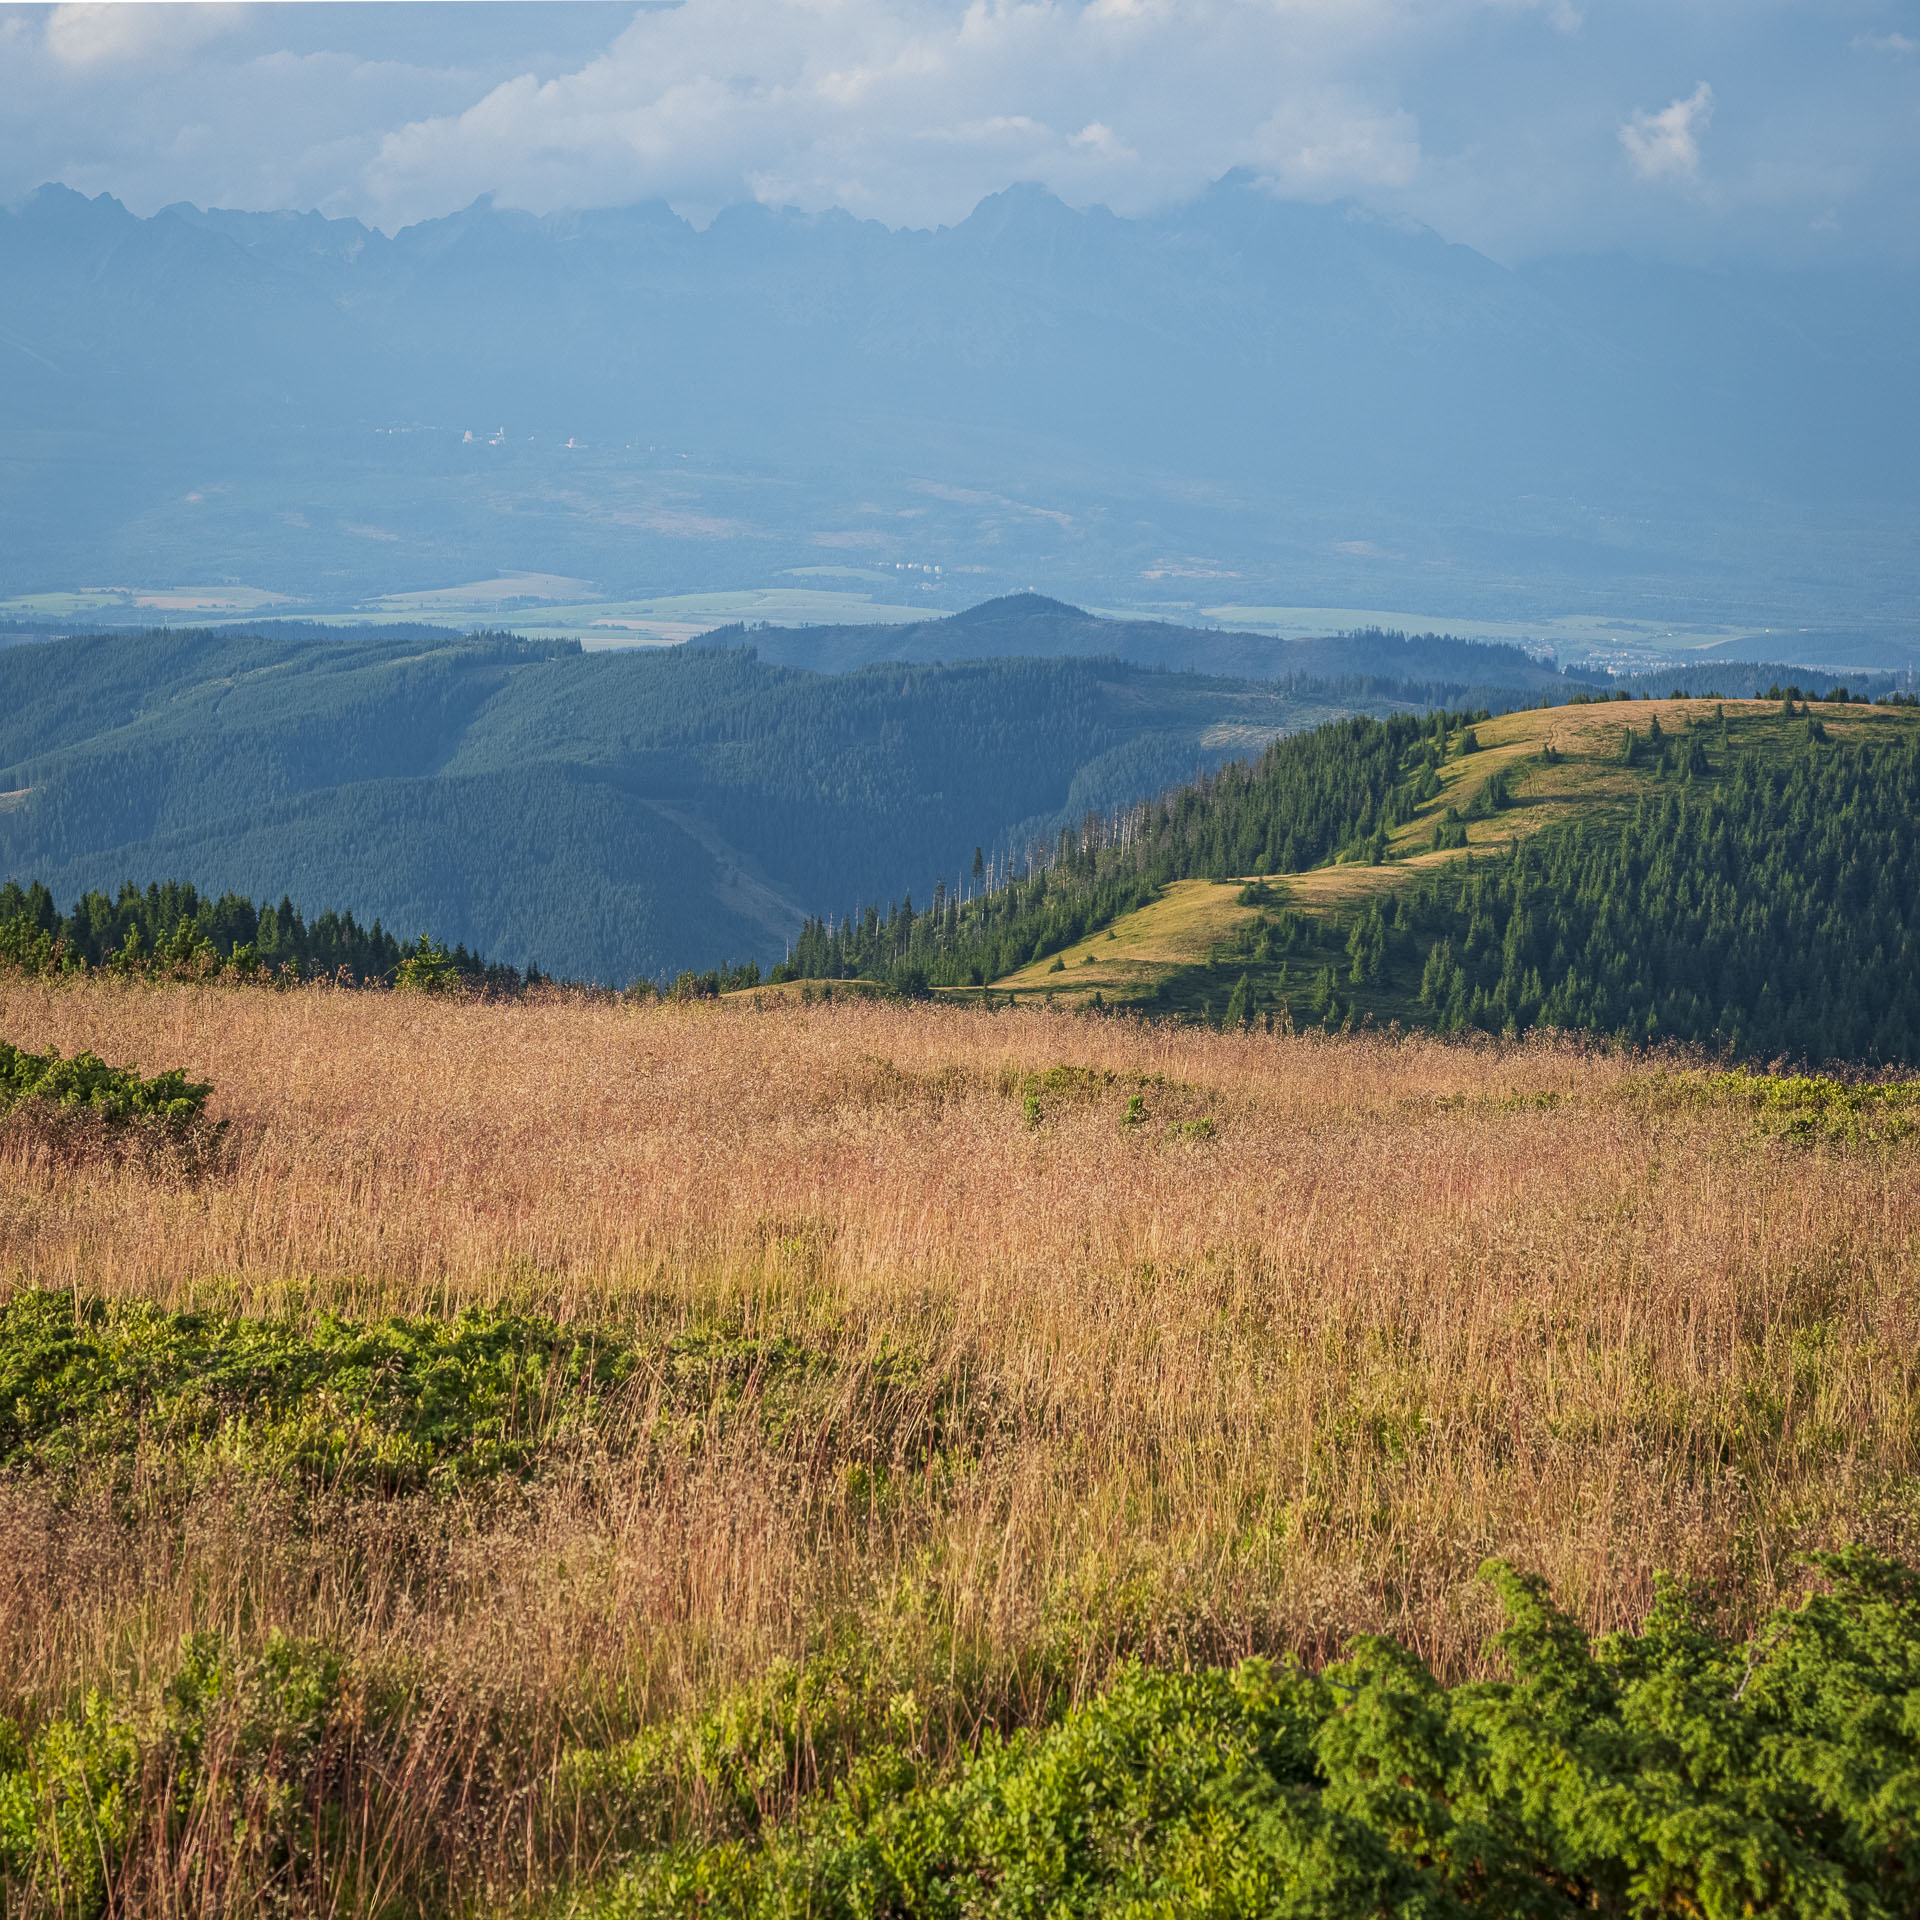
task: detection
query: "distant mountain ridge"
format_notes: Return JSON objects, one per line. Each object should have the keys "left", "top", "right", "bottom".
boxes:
{"left": 1, "top": 176, "right": 1915, "bottom": 647}
{"left": 707, "top": 593, "right": 1570, "bottom": 690}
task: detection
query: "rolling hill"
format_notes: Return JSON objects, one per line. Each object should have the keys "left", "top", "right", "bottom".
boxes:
{"left": 982, "top": 694, "right": 1720, "bottom": 998}
{"left": 765, "top": 692, "right": 1920, "bottom": 1063}
{"left": 715, "top": 593, "right": 1571, "bottom": 694}
{"left": 0, "top": 599, "right": 1512, "bottom": 983}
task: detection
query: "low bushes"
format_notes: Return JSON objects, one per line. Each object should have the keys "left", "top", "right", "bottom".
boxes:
{"left": 9, "top": 1549, "right": 1918, "bottom": 1917}
{"left": 596, "top": 1551, "right": 1920, "bottom": 1919}
{"left": 0, "top": 1037, "right": 224, "bottom": 1170}
{"left": 0, "top": 1290, "right": 635, "bottom": 1493}
{"left": 1694, "top": 1069, "right": 1920, "bottom": 1145}
{"left": 0, "top": 1040, "right": 211, "bottom": 1131}
{"left": 0, "top": 1634, "right": 342, "bottom": 1918}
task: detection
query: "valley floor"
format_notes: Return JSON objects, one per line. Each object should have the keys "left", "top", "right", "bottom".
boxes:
{"left": 2, "top": 978, "right": 1917, "bottom": 1910}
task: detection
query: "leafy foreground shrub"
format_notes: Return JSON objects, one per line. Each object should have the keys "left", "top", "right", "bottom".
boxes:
{"left": 5, "top": 1554, "right": 1918, "bottom": 1917}
{"left": 596, "top": 1552, "right": 1920, "bottom": 1920}
{"left": 0, "top": 1039, "right": 211, "bottom": 1130}
{"left": 0, "top": 1290, "right": 635, "bottom": 1491}
{"left": 0, "top": 1632, "right": 343, "bottom": 1917}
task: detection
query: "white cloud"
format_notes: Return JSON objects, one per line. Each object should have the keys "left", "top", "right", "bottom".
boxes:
{"left": 1620, "top": 80, "right": 1713, "bottom": 185}
{"left": 360, "top": 0, "right": 1439, "bottom": 228}
{"left": 1248, "top": 91, "right": 1421, "bottom": 194}
{"left": 0, "top": 1, "right": 1914, "bottom": 268}
{"left": 44, "top": 2, "right": 249, "bottom": 69}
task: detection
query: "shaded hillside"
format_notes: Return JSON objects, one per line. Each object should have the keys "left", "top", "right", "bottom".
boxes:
{"left": 0, "top": 615, "right": 1406, "bottom": 983}
{"left": 710, "top": 592, "right": 1572, "bottom": 693}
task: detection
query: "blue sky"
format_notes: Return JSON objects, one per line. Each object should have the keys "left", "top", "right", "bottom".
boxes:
{"left": 1, "top": 1, "right": 1916, "bottom": 264}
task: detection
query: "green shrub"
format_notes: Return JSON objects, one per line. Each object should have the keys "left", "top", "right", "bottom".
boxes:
{"left": 0, "top": 1290, "right": 635, "bottom": 1491}
{"left": 591, "top": 1550, "right": 1920, "bottom": 1920}
{"left": 0, "top": 1294, "right": 941, "bottom": 1501}
{"left": 0, "top": 1632, "right": 344, "bottom": 1917}
{"left": 0, "top": 1691, "right": 138, "bottom": 1916}
{"left": 0, "top": 1040, "right": 212, "bottom": 1130}
{"left": 1690, "top": 1070, "right": 1920, "bottom": 1145}
{"left": 394, "top": 932, "right": 467, "bottom": 992}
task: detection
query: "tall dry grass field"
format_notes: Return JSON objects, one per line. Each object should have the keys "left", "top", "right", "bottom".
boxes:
{"left": 3, "top": 974, "right": 1917, "bottom": 1911}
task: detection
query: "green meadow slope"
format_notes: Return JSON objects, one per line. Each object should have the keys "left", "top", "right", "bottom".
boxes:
{"left": 772, "top": 694, "right": 1920, "bottom": 1061}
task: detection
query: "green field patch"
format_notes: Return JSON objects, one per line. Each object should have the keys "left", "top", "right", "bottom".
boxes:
{"left": 0, "top": 1291, "right": 633, "bottom": 1491}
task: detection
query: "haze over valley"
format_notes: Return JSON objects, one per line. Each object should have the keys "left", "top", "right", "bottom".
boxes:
{"left": 3, "top": 172, "right": 1917, "bottom": 667}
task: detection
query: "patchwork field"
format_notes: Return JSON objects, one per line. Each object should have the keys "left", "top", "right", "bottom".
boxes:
{"left": 3, "top": 976, "right": 1919, "bottom": 1910}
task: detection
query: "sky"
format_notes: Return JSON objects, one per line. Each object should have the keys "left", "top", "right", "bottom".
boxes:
{"left": 0, "top": 0, "right": 1916, "bottom": 265}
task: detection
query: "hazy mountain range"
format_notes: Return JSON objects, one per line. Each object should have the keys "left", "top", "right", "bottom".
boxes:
{"left": 3, "top": 175, "right": 1916, "bottom": 654}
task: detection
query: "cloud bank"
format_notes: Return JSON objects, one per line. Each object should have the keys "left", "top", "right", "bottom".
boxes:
{"left": 1, "top": 0, "right": 1916, "bottom": 263}
{"left": 361, "top": 0, "right": 1433, "bottom": 227}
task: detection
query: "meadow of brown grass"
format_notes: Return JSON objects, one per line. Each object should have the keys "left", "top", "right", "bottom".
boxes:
{"left": 3, "top": 973, "right": 1918, "bottom": 1909}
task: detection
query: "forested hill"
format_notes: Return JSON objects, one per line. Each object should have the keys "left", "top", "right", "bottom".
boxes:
{"left": 776, "top": 706, "right": 1476, "bottom": 988}
{"left": 0, "top": 614, "right": 1455, "bottom": 984}
{"left": 771, "top": 694, "right": 1920, "bottom": 1066}
{"left": 707, "top": 593, "right": 1573, "bottom": 694}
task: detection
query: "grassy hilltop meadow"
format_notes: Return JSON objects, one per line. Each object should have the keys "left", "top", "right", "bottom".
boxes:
{"left": 5, "top": 614, "right": 1920, "bottom": 1913}
{"left": 768, "top": 689, "right": 1920, "bottom": 1064}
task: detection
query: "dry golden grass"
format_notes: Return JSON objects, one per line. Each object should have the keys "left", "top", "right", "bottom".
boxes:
{"left": 4, "top": 974, "right": 1919, "bottom": 1903}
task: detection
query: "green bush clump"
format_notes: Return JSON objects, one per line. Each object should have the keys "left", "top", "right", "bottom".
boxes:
{"left": 0, "top": 1290, "right": 635, "bottom": 1491}
{"left": 0, "top": 1688, "right": 139, "bottom": 1916}
{"left": 1003, "top": 1064, "right": 1117, "bottom": 1104}
{"left": 0, "top": 1632, "right": 342, "bottom": 1916}
{"left": 9, "top": 1554, "right": 1920, "bottom": 1916}
{"left": 0, "top": 1039, "right": 212, "bottom": 1130}
{"left": 556, "top": 1630, "right": 943, "bottom": 1857}
{"left": 1693, "top": 1070, "right": 1920, "bottom": 1144}
{"left": 593, "top": 1551, "right": 1920, "bottom": 1920}
{"left": 393, "top": 933, "right": 459, "bottom": 993}
{"left": 0, "top": 1294, "right": 914, "bottom": 1496}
